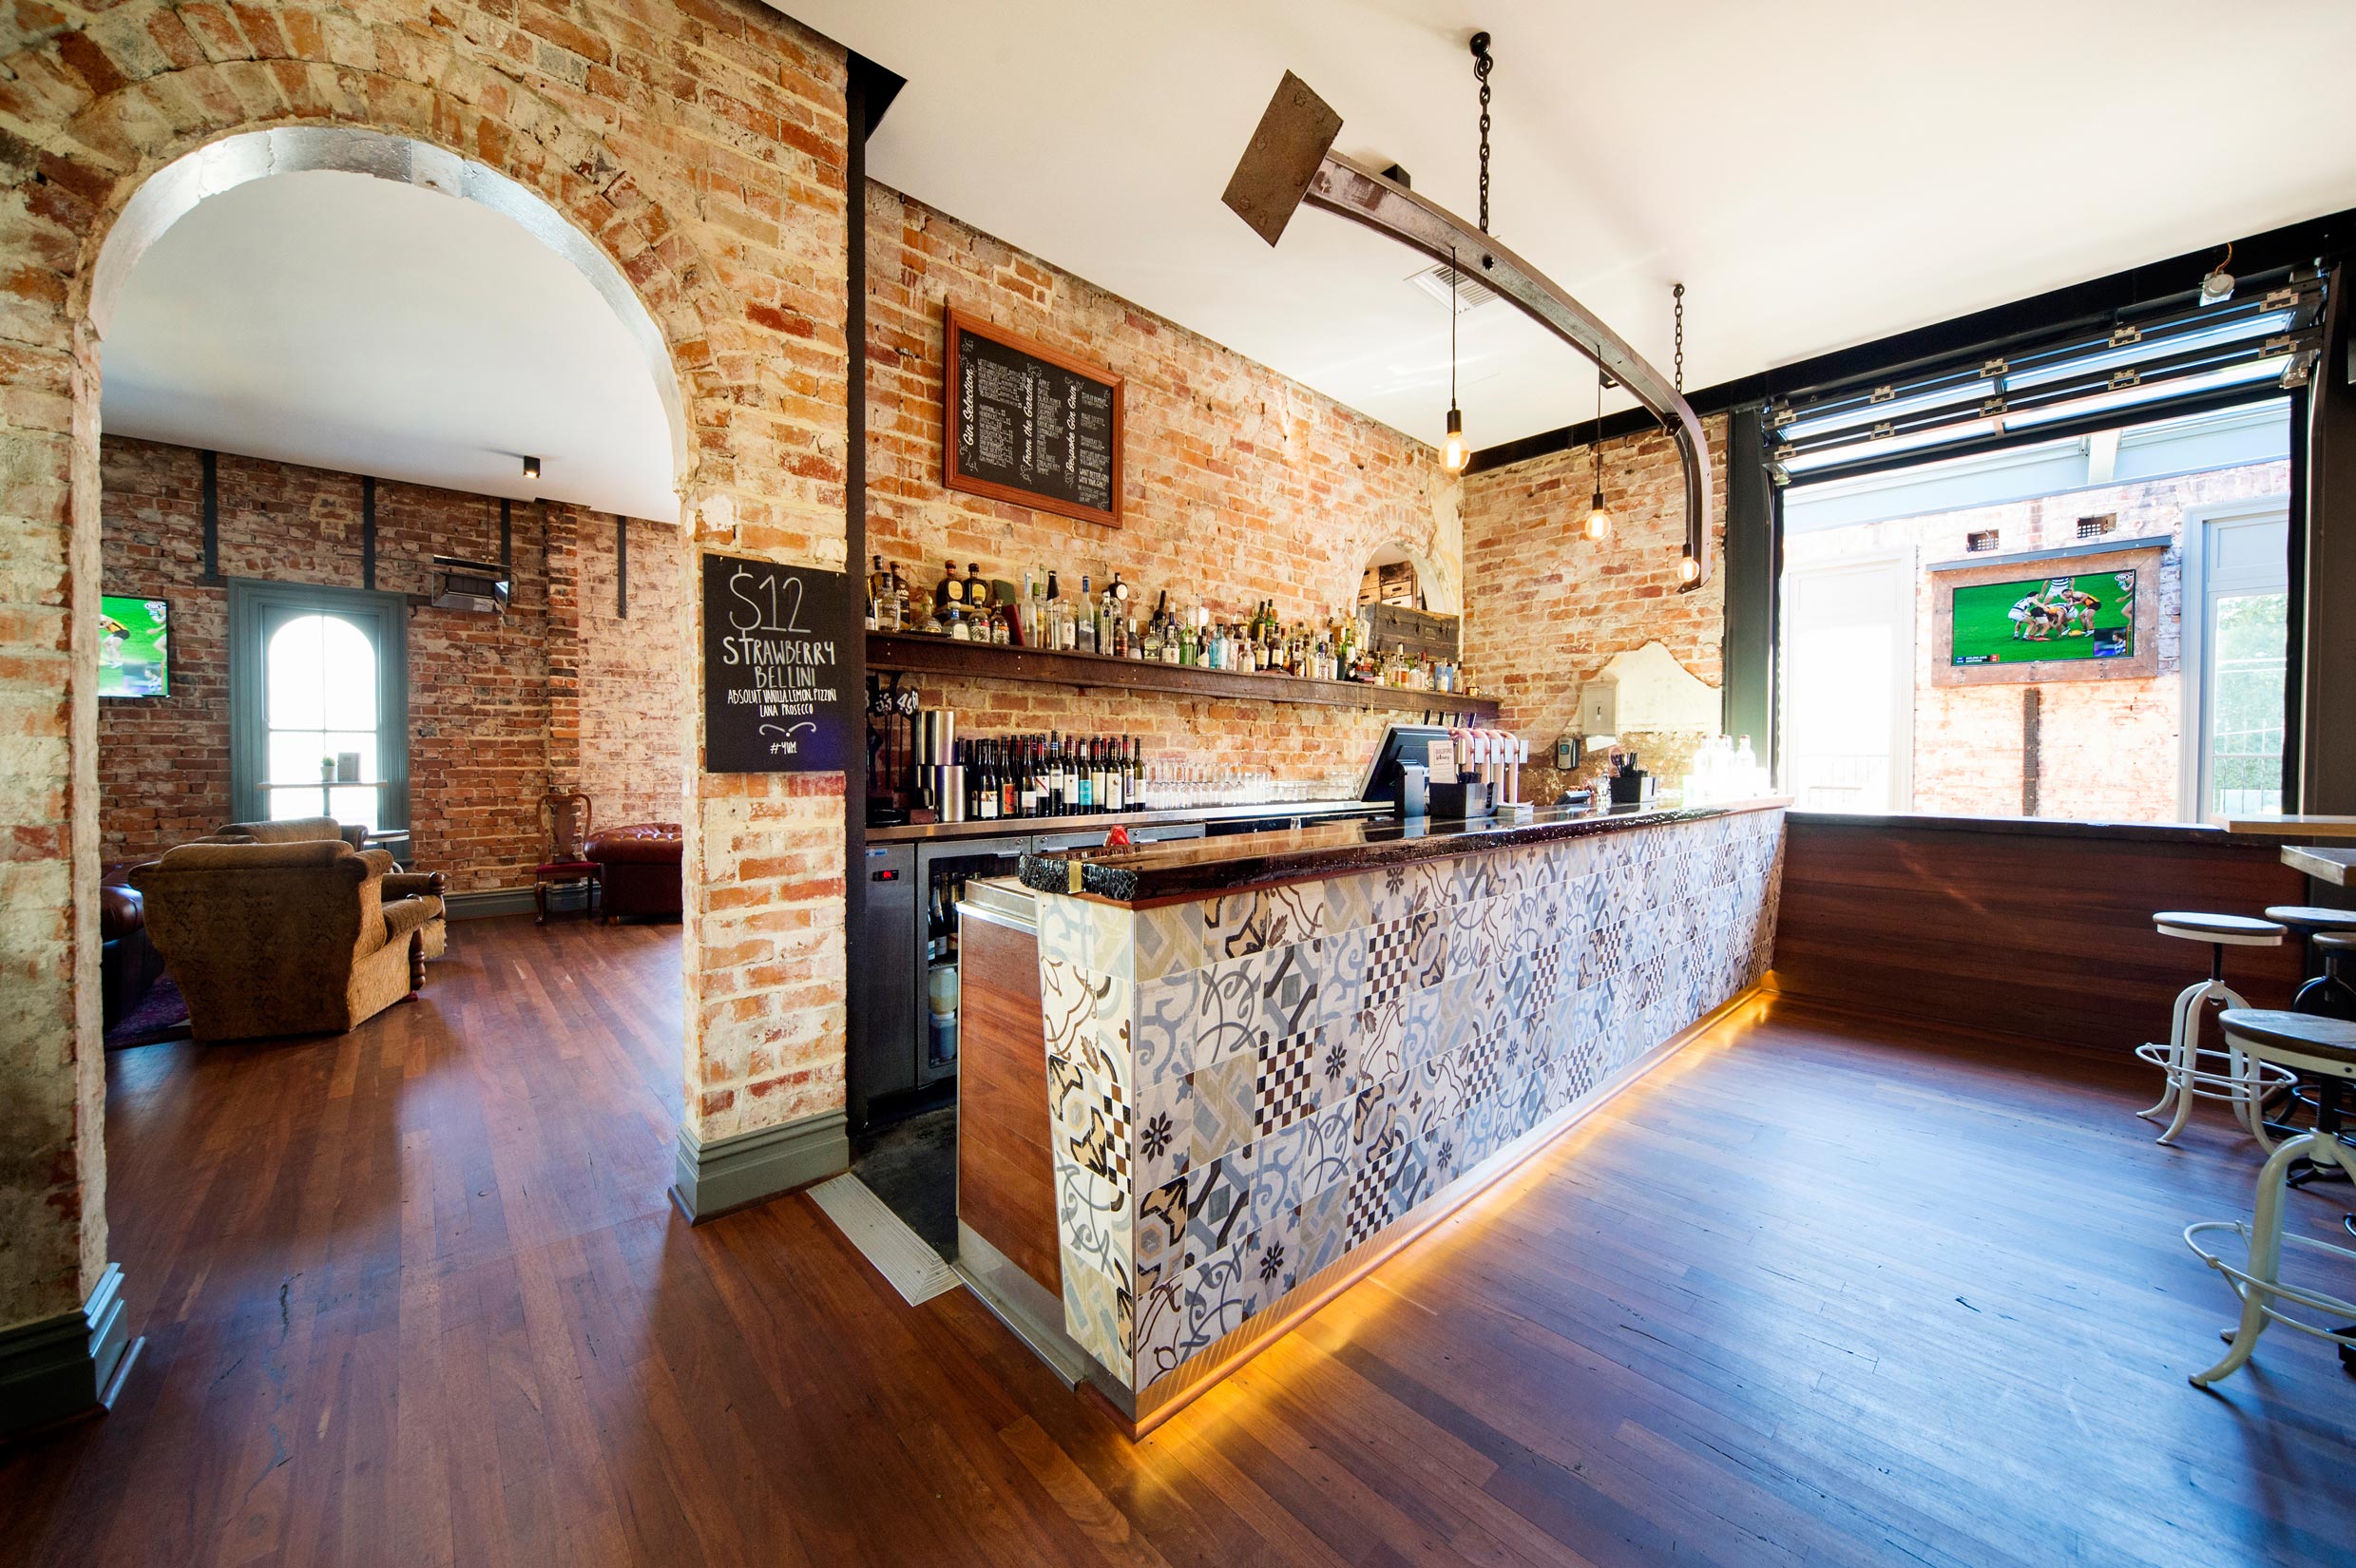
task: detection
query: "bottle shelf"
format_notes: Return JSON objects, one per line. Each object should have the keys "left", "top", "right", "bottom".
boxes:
{"left": 866, "top": 634, "right": 1500, "bottom": 718}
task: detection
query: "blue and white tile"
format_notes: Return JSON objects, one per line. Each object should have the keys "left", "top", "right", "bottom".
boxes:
{"left": 1133, "top": 965, "right": 1202, "bottom": 1089}
{"left": 1137, "top": 901, "right": 1211, "bottom": 982}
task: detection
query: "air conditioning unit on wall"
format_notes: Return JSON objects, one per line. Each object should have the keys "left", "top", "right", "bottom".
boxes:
{"left": 431, "top": 555, "right": 509, "bottom": 613}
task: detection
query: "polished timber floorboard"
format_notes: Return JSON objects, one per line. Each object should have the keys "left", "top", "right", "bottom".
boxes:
{"left": 5, "top": 917, "right": 2353, "bottom": 1567}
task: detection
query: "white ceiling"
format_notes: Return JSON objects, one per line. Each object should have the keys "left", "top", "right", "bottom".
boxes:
{"left": 789, "top": 0, "right": 2356, "bottom": 451}
{"left": 100, "top": 169, "right": 680, "bottom": 523}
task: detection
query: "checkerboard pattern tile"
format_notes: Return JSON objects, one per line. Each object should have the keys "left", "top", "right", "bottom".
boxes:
{"left": 1254, "top": 1027, "right": 1321, "bottom": 1138}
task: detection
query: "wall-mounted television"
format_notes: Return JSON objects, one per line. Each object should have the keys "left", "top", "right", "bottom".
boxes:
{"left": 1931, "top": 541, "right": 2164, "bottom": 687}
{"left": 1950, "top": 571, "right": 2136, "bottom": 667}
{"left": 98, "top": 594, "right": 170, "bottom": 698}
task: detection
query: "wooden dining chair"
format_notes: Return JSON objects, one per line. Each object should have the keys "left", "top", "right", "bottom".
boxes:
{"left": 535, "top": 790, "right": 601, "bottom": 923}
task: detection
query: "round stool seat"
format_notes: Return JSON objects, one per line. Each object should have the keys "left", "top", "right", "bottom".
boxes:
{"left": 2155, "top": 911, "right": 2285, "bottom": 946}
{"left": 2263, "top": 905, "right": 2356, "bottom": 933}
{"left": 2218, "top": 1009, "right": 2356, "bottom": 1069}
{"left": 2317, "top": 931, "right": 2356, "bottom": 955}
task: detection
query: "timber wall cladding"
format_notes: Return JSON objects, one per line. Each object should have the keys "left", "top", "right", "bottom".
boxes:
{"left": 0, "top": 0, "right": 850, "bottom": 1328}
{"left": 1461, "top": 418, "right": 1733, "bottom": 802}
{"left": 95, "top": 438, "right": 685, "bottom": 889}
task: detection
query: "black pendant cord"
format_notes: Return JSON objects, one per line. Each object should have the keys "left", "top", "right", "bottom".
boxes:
{"left": 1449, "top": 246, "right": 1460, "bottom": 406}
{"left": 1592, "top": 366, "right": 1605, "bottom": 497}
{"left": 1471, "top": 31, "right": 1492, "bottom": 236}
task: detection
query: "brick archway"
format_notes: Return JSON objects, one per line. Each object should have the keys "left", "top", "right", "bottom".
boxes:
{"left": 0, "top": 0, "right": 854, "bottom": 1388}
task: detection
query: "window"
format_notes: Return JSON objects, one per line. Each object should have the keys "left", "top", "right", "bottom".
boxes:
{"left": 229, "top": 581, "right": 409, "bottom": 833}
{"left": 1777, "top": 400, "right": 2290, "bottom": 825}
{"left": 2181, "top": 505, "right": 2290, "bottom": 822}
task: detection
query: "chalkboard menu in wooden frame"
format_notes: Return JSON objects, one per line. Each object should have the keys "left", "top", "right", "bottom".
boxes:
{"left": 943, "top": 306, "right": 1123, "bottom": 527}
{"left": 701, "top": 553, "right": 862, "bottom": 774}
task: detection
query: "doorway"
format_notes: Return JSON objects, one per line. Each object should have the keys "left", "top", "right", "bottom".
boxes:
{"left": 2180, "top": 501, "right": 2291, "bottom": 822}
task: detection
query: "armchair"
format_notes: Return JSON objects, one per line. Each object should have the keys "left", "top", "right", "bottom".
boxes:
{"left": 129, "top": 840, "right": 443, "bottom": 1042}
{"left": 201, "top": 816, "right": 445, "bottom": 958}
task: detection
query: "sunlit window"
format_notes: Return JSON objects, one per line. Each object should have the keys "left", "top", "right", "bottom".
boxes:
{"left": 264, "top": 613, "right": 385, "bottom": 830}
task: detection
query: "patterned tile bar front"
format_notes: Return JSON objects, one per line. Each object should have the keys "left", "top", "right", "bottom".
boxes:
{"left": 1029, "top": 800, "right": 1789, "bottom": 1425}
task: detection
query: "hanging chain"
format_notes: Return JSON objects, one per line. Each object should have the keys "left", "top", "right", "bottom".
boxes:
{"left": 1472, "top": 32, "right": 1492, "bottom": 236}
{"left": 1673, "top": 282, "right": 1686, "bottom": 395}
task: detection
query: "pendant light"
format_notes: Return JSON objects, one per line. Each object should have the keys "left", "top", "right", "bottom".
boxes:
{"left": 1442, "top": 34, "right": 1495, "bottom": 476}
{"left": 1582, "top": 364, "right": 1612, "bottom": 541}
{"left": 1442, "top": 246, "right": 1468, "bottom": 472}
{"left": 1671, "top": 282, "right": 1702, "bottom": 588}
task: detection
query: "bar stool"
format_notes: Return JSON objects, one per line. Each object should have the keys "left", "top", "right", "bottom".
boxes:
{"left": 2136, "top": 911, "right": 2295, "bottom": 1146}
{"left": 2185, "top": 1009, "right": 2356, "bottom": 1387}
{"left": 2285, "top": 931, "right": 2356, "bottom": 1195}
{"left": 2264, "top": 906, "right": 2356, "bottom": 1020}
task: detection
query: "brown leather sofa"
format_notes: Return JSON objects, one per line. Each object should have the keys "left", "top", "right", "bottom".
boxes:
{"left": 584, "top": 824, "right": 682, "bottom": 921}
{"left": 100, "top": 862, "right": 167, "bottom": 1029}
{"left": 201, "top": 816, "right": 446, "bottom": 959}
{"left": 131, "top": 840, "right": 443, "bottom": 1042}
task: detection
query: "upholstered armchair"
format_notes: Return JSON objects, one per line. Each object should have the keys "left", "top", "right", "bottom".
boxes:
{"left": 201, "top": 815, "right": 447, "bottom": 959}
{"left": 130, "top": 840, "right": 443, "bottom": 1042}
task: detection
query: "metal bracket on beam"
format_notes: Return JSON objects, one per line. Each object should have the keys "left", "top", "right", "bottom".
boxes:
{"left": 1222, "top": 70, "right": 1714, "bottom": 589}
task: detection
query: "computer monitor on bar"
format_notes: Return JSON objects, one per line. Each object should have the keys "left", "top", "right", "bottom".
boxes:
{"left": 1357, "top": 723, "right": 1456, "bottom": 804}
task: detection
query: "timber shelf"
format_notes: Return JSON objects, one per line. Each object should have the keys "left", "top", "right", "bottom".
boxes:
{"left": 865, "top": 633, "right": 1499, "bottom": 718}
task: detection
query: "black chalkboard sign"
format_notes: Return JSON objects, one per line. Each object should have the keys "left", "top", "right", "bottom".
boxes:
{"left": 701, "top": 554, "right": 861, "bottom": 774}
{"left": 943, "top": 306, "right": 1123, "bottom": 527}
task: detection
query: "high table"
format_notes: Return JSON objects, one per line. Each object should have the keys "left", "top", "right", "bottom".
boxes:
{"left": 2218, "top": 814, "right": 2356, "bottom": 889}
{"left": 951, "top": 797, "right": 1789, "bottom": 1437}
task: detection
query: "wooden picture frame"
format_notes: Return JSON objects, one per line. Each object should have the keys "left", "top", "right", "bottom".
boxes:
{"left": 1929, "top": 541, "right": 2166, "bottom": 688}
{"left": 942, "top": 306, "right": 1123, "bottom": 528}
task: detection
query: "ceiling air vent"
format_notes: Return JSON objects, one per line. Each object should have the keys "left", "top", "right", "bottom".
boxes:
{"left": 1409, "top": 260, "right": 1502, "bottom": 313}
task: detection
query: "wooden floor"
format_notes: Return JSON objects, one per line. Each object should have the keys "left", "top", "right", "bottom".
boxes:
{"left": 5, "top": 917, "right": 2353, "bottom": 1567}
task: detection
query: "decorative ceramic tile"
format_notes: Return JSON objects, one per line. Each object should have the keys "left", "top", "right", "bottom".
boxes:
{"left": 1186, "top": 1049, "right": 1257, "bottom": 1168}
{"left": 1254, "top": 1024, "right": 1323, "bottom": 1138}
{"left": 1248, "top": 1095, "right": 1355, "bottom": 1221}
{"left": 1070, "top": 809, "right": 1788, "bottom": 1399}
{"left": 1137, "top": 902, "right": 1210, "bottom": 983}
{"left": 1133, "top": 966, "right": 1201, "bottom": 1088}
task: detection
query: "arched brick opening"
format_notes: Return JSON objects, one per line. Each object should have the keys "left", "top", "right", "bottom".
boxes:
{"left": 0, "top": 3, "right": 854, "bottom": 1390}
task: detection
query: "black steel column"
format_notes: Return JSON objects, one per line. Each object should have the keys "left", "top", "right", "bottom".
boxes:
{"left": 615, "top": 513, "right": 628, "bottom": 619}
{"left": 361, "top": 475, "right": 376, "bottom": 591}
{"left": 1721, "top": 403, "right": 1776, "bottom": 762}
{"left": 200, "top": 449, "right": 220, "bottom": 583}
{"left": 2299, "top": 261, "right": 2356, "bottom": 815}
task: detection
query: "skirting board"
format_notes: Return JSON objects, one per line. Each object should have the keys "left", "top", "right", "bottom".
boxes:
{"left": 670, "top": 1109, "right": 850, "bottom": 1223}
{"left": 0, "top": 1263, "right": 141, "bottom": 1441}
{"left": 445, "top": 886, "right": 589, "bottom": 921}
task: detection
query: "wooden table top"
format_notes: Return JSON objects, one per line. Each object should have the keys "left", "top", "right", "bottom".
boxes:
{"left": 2220, "top": 814, "right": 2356, "bottom": 838}
{"left": 2283, "top": 844, "right": 2356, "bottom": 886}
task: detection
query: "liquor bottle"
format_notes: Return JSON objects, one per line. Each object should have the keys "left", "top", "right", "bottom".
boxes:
{"left": 1178, "top": 613, "right": 1197, "bottom": 666}
{"left": 936, "top": 561, "right": 965, "bottom": 613}
{"left": 974, "top": 742, "right": 997, "bottom": 820}
{"left": 965, "top": 564, "right": 988, "bottom": 613}
{"left": 991, "top": 601, "right": 1013, "bottom": 645}
{"left": 1141, "top": 613, "right": 1163, "bottom": 662}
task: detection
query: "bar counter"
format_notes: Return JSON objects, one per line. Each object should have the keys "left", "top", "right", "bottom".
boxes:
{"left": 955, "top": 796, "right": 1790, "bottom": 1435}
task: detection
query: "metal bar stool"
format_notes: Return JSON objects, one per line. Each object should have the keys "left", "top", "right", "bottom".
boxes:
{"left": 2136, "top": 911, "right": 2294, "bottom": 1146}
{"left": 2185, "top": 1008, "right": 2356, "bottom": 1386}
{"left": 2265, "top": 905, "right": 2356, "bottom": 1020}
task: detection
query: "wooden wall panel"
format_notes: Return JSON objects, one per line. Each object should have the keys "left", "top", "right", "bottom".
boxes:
{"left": 956, "top": 916, "right": 1062, "bottom": 1293}
{"left": 1772, "top": 815, "right": 2313, "bottom": 1056}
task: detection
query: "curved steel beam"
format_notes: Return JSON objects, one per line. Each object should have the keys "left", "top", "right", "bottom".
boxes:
{"left": 1223, "top": 72, "right": 1710, "bottom": 589}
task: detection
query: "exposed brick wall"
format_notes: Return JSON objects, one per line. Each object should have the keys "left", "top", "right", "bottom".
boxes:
{"left": 579, "top": 514, "right": 687, "bottom": 830}
{"left": 1462, "top": 418, "right": 1732, "bottom": 801}
{"left": 864, "top": 182, "right": 1459, "bottom": 789}
{"left": 95, "top": 437, "right": 685, "bottom": 892}
{"left": 1787, "top": 461, "right": 2289, "bottom": 820}
{"left": 1, "top": 0, "right": 851, "bottom": 1324}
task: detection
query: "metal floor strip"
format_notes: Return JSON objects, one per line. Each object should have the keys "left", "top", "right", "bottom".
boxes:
{"left": 806, "top": 1175, "right": 963, "bottom": 1306}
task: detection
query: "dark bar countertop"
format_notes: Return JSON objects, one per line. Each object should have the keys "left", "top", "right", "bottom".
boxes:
{"left": 1020, "top": 796, "right": 1791, "bottom": 905}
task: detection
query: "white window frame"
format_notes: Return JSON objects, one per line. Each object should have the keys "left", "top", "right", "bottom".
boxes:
{"left": 1778, "top": 545, "right": 1918, "bottom": 813}
{"left": 2175, "top": 495, "right": 2291, "bottom": 825}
